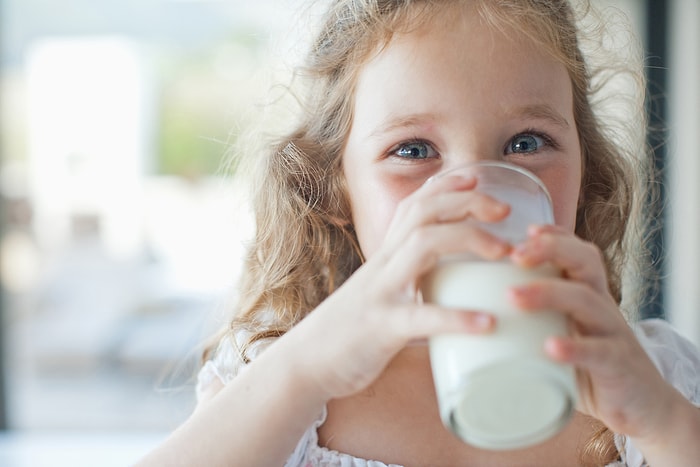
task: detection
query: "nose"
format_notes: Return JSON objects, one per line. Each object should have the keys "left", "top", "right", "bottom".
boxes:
{"left": 441, "top": 149, "right": 501, "bottom": 176}
{"left": 445, "top": 128, "right": 504, "bottom": 172}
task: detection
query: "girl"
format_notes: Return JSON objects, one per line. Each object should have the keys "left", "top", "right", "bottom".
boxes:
{"left": 139, "top": 0, "right": 700, "bottom": 465}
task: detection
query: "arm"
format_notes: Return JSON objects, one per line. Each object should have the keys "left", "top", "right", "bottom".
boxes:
{"left": 509, "top": 225, "right": 700, "bottom": 466}
{"left": 626, "top": 320, "right": 700, "bottom": 466}
{"left": 136, "top": 328, "right": 328, "bottom": 467}
{"left": 631, "top": 391, "right": 700, "bottom": 467}
{"left": 137, "top": 173, "right": 502, "bottom": 466}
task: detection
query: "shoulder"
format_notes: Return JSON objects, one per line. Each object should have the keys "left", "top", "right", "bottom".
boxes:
{"left": 195, "top": 331, "right": 273, "bottom": 403}
{"left": 631, "top": 318, "right": 700, "bottom": 404}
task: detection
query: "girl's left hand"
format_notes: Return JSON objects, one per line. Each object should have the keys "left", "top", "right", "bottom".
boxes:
{"left": 508, "top": 225, "right": 690, "bottom": 443}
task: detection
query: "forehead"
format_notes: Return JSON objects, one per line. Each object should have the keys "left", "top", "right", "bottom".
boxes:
{"left": 351, "top": 4, "right": 573, "bottom": 127}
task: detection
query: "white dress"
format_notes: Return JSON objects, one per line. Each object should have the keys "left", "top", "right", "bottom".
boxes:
{"left": 196, "top": 319, "right": 700, "bottom": 467}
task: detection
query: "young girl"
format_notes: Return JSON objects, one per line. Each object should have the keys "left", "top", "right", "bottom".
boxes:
{"left": 139, "top": 0, "right": 700, "bottom": 465}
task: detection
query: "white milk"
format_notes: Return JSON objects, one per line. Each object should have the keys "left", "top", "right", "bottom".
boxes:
{"left": 423, "top": 261, "right": 577, "bottom": 450}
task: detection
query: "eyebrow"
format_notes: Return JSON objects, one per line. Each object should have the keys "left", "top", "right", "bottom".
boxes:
{"left": 368, "top": 104, "right": 570, "bottom": 139}
{"left": 368, "top": 112, "right": 443, "bottom": 139}
{"left": 507, "top": 104, "right": 571, "bottom": 129}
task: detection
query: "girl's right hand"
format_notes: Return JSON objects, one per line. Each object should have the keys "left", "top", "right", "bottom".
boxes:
{"left": 289, "top": 173, "right": 511, "bottom": 401}
{"left": 135, "top": 173, "right": 516, "bottom": 467}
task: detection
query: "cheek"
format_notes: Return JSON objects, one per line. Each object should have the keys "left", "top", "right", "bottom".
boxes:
{"left": 552, "top": 196, "right": 578, "bottom": 231}
{"left": 353, "top": 199, "right": 395, "bottom": 259}
{"left": 530, "top": 155, "right": 581, "bottom": 231}
{"left": 349, "top": 173, "right": 422, "bottom": 259}
{"left": 548, "top": 175, "right": 581, "bottom": 231}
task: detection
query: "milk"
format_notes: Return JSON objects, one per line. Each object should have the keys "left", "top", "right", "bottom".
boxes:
{"left": 424, "top": 260, "right": 577, "bottom": 450}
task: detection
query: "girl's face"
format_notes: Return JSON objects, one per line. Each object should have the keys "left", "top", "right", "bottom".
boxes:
{"left": 342, "top": 8, "right": 582, "bottom": 259}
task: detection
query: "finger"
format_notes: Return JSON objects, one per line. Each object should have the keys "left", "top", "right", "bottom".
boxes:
{"left": 507, "top": 278, "right": 623, "bottom": 335}
{"left": 386, "top": 172, "right": 510, "bottom": 239}
{"left": 510, "top": 228, "right": 609, "bottom": 294}
{"left": 390, "top": 302, "right": 496, "bottom": 340}
{"left": 381, "top": 222, "right": 512, "bottom": 289}
{"left": 388, "top": 187, "right": 510, "bottom": 247}
{"left": 424, "top": 171, "right": 477, "bottom": 192}
{"left": 398, "top": 171, "right": 477, "bottom": 213}
{"left": 544, "top": 335, "right": 627, "bottom": 379}
{"left": 382, "top": 190, "right": 510, "bottom": 271}
{"left": 527, "top": 223, "right": 569, "bottom": 236}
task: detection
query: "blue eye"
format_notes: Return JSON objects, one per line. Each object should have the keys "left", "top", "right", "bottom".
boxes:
{"left": 506, "top": 134, "right": 546, "bottom": 154}
{"left": 392, "top": 141, "right": 437, "bottom": 159}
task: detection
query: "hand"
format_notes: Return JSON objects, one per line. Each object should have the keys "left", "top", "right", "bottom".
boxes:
{"left": 291, "top": 173, "right": 510, "bottom": 401}
{"left": 508, "top": 225, "right": 683, "bottom": 441}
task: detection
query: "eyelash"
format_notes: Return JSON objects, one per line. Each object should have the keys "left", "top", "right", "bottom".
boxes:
{"left": 505, "top": 129, "right": 559, "bottom": 154}
{"left": 387, "top": 138, "right": 438, "bottom": 161}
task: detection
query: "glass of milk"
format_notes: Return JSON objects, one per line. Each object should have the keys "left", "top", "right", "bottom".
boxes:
{"left": 422, "top": 161, "right": 577, "bottom": 450}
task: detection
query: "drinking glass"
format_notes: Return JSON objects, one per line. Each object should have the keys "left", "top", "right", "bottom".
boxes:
{"left": 422, "top": 161, "right": 577, "bottom": 450}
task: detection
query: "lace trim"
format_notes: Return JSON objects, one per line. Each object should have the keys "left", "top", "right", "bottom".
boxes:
{"left": 296, "top": 407, "right": 403, "bottom": 467}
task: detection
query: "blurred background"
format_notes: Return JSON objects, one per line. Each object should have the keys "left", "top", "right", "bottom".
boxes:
{"left": 0, "top": 0, "right": 698, "bottom": 466}
{"left": 0, "top": 0, "right": 305, "bottom": 464}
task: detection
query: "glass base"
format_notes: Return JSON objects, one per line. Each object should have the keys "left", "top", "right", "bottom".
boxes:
{"left": 444, "top": 359, "right": 575, "bottom": 450}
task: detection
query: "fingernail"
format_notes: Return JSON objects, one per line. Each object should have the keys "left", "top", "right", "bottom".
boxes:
{"left": 487, "top": 238, "right": 511, "bottom": 257}
{"left": 454, "top": 174, "right": 476, "bottom": 187}
{"left": 492, "top": 202, "right": 510, "bottom": 217}
{"left": 511, "top": 243, "right": 527, "bottom": 258}
{"left": 527, "top": 225, "right": 538, "bottom": 235}
{"left": 467, "top": 312, "right": 492, "bottom": 329}
{"left": 508, "top": 286, "right": 530, "bottom": 301}
{"left": 528, "top": 224, "right": 548, "bottom": 236}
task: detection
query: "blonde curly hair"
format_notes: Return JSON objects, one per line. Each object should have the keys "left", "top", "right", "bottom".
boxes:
{"left": 213, "top": 1, "right": 651, "bottom": 464}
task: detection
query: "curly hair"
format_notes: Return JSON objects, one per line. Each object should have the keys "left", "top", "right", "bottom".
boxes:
{"left": 213, "top": 1, "right": 651, "bottom": 464}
